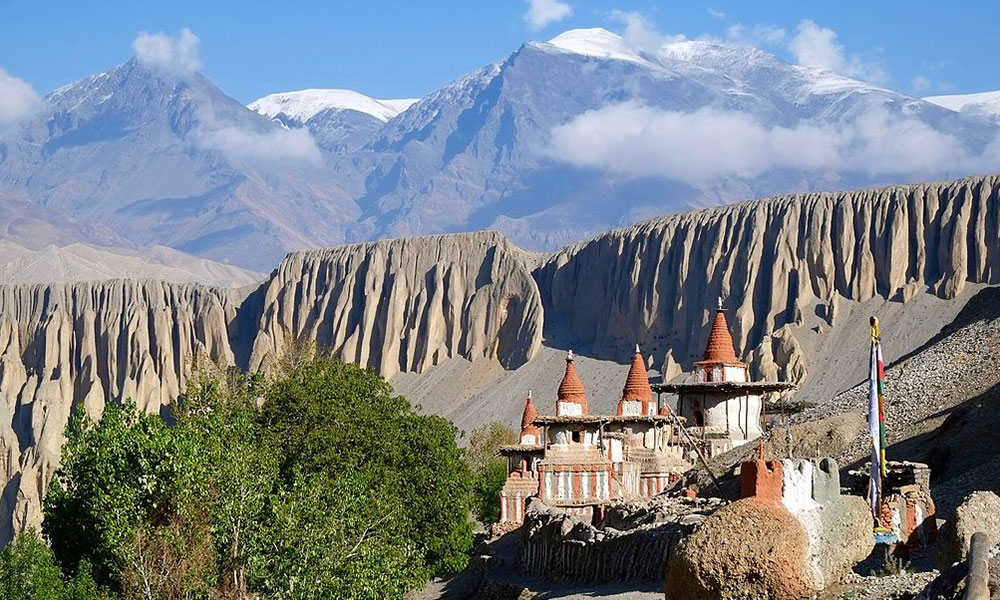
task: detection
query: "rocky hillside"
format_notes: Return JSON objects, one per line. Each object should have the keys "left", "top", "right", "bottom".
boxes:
{"left": 244, "top": 232, "right": 544, "bottom": 378}
{"left": 0, "top": 174, "right": 997, "bottom": 542}
{"left": 537, "top": 174, "right": 1000, "bottom": 397}
{"left": 0, "top": 232, "right": 543, "bottom": 542}
{"left": 0, "top": 280, "right": 237, "bottom": 542}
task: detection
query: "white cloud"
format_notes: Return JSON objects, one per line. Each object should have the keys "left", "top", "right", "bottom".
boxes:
{"left": 707, "top": 7, "right": 726, "bottom": 20}
{"left": 789, "top": 20, "right": 886, "bottom": 84}
{"left": 610, "top": 10, "right": 687, "bottom": 54}
{"left": 0, "top": 68, "right": 43, "bottom": 132}
{"left": 194, "top": 123, "right": 322, "bottom": 166}
{"left": 524, "top": 0, "right": 573, "bottom": 30}
{"left": 132, "top": 28, "right": 201, "bottom": 76}
{"left": 546, "top": 101, "right": 999, "bottom": 184}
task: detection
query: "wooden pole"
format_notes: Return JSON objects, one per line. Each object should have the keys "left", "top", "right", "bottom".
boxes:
{"left": 669, "top": 411, "right": 726, "bottom": 498}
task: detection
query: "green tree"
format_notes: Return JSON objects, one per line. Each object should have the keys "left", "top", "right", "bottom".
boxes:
{"left": 471, "top": 458, "right": 509, "bottom": 524}
{"left": 173, "top": 366, "right": 279, "bottom": 595}
{"left": 0, "top": 528, "right": 66, "bottom": 600}
{"left": 465, "top": 423, "right": 517, "bottom": 473}
{"left": 258, "top": 353, "right": 474, "bottom": 585}
{"left": 43, "top": 402, "right": 188, "bottom": 588}
{"left": 249, "top": 469, "right": 418, "bottom": 600}
{"left": 41, "top": 352, "right": 476, "bottom": 600}
{"left": 465, "top": 423, "right": 517, "bottom": 524}
{"left": 0, "top": 529, "right": 102, "bottom": 600}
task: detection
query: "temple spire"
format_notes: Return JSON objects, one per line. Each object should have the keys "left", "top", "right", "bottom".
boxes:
{"left": 556, "top": 349, "right": 588, "bottom": 416}
{"left": 697, "top": 304, "right": 740, "bottom": 365}
{"left": 618, "top": 344, "right": 654, "bottom": 416}
{"left": 519, "top": 390, "right": 540, "bottom": 444}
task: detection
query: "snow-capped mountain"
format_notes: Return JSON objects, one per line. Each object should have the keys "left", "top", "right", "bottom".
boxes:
{"left": 250, "top": 89, "right": 417, "bottom": 123}
{"left": 0, "top": 58, "right": 357, "bottom": 269}
{"left": 338, "top": 28, "right": 995, "bottom": 248}
{"left": 248, "top": 89, "right": 418, "bottom": 152}
{"left": 1, "top": 28, "right": 997, "bottom": 269}
{"left": 924, "top": 90, "right": 1000, "bottom": 119}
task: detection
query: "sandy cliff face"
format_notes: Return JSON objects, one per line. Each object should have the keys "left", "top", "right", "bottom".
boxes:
{"left": 0, "top": 281, "right": 238, "bottom": 543}
{"left": 535, "top": 175, "right": 1000, "bottom": 385}
{"left": 0, "top": 232, "right": 545, "bottom": 541}
{"left": 0, "top": 175, "right": 998, "bottom": 543}
{"left": 246, "top": 231, "right": 544, "bottom": 378}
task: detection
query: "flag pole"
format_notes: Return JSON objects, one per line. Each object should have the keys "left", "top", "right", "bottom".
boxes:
{"left": 868, "top": 315, "right": 886, "bottom": 525}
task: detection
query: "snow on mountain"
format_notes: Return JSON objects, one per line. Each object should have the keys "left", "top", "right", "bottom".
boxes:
{"left": 924, "top": 90, "right": 1000, "bottom": 119}
{"left": 545, "top": 28, "right": 651, "bottom": 65}
{"left": 1, "top": 28, "right": 997, "bottom": 269}
{"left": 249, "top": 89, "right": 418, "bottom": 124}
{"left": 248, "top": 89, "right": 419, "bottom": 152}
{"left": 0, "top": 58, "right": 356, "bottom": 270}
{"left": 344, "top": 28, "right": 995, "bottom": 249}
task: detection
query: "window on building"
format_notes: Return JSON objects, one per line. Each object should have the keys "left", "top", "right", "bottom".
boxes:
{"left": 572, "top": 430, "right": 581, "bottom": 443}
{"left": 694, "top": 409, "right": 705, "bottom": 427}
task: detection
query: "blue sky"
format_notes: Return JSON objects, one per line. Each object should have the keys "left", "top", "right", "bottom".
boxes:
{"left": 1, "top": 0, "right": 999, "bottom": 103}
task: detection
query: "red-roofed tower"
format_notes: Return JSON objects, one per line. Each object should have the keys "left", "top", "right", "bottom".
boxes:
{"left": 519, "top": 391, "right": 541, "bottom": 445}
{"left": 618, "top": 345, "right": 654, "bottom": 416}
{"left": 556, "top": 350, "right": 588, "bottom": 416}
{"left": 693, "top": 298, "right": 748, "bottom": 383}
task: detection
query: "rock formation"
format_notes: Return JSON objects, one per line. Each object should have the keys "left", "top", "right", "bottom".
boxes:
{"left": 0, "top": 232, "right": 545, "bottom": 542}
{"left": 937, "top": 491, "right": 1000, "bottom": 567}
{"left": 666, "top": 498, "right": 814, "bottom": 600}
{"left": 0, "top": 174, "right": 998, "bottom": 546}
{"left": 666, "top": 458, "right": 873, "bottom": 599}
{"left": 0, "top": 280, "right": 238, "bottom": 543}
{"left": 246, "top": 231, "right": 544, "bottom": 378}
{"left": 536, "top": 174, "right": 1000, "bottom": 388}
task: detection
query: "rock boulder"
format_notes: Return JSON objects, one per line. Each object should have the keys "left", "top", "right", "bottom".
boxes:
{"left": 665, "top": 498, "right": 814, "bottom": 600}
{"left": 937, "top": 491, "right": 1000, "bottom": 567}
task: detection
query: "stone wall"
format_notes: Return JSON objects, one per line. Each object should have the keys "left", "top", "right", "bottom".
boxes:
{"left": 518, "top": 497, "right": 719, "bottom": 582}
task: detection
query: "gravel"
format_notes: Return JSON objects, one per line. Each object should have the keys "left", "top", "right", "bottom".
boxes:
{"left": 790, "top": 287, "right": 1000, "bottom": 470}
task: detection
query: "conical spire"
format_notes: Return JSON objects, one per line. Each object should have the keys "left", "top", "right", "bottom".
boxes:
{"left": 697, "top": 301, "right": 740, "bottom": 365}
{"left": 519, "top": 390, "right": 540, "bottom": 444}
{"left": 618, "top": 345, "right": 653, "bottom": 415}
{"left": 621, "top": 345, "right": 653, "bottom": 403}
{"left": 557, "top": 350, "right": 588, "bottom": 415}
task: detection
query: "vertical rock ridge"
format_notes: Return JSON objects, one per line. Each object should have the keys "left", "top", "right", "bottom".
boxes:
{"left": 535, "top": 174, "right": 1000, "bottom": 376}
{"left": 0, "top": 175, "right": 996, "bottom": 546}
{"left": 245, "top": 231, "right": 545, "bottom": 378}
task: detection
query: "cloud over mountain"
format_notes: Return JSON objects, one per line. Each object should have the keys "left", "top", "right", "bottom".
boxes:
{"left": 192, "top": 119, "right": 323, "bottom": 166}
{"left": 0, "top": 68, "right": 43, "bottom": 133}
{"left": 523, "top": 0, "right": 572, "bottom": 30}
{"left": 547, "top": 102, "right": 998, "bottom": 183}
{"left": 789, "top": 20, "right": 886, "bottom": 84}
{"left": 132, "top": 28, "right": 201, "bottom": 76}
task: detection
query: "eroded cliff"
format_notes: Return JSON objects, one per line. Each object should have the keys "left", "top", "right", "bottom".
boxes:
{"left": 0, "top": 280, "right": 238, "bottom": 542}
{"left": 0, "top": 175, "right": 998, "bottom": 543}
{"left": 246, "top": 231, "right": 544, "bottom": 378}
{"left": 0, "top": 232, "right": 545, "bottom": 541}
{"left": 536, "top": 174, "right": 1000, "bottom": 384}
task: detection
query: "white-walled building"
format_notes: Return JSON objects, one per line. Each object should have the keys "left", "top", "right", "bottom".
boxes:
{"left": 653, "top": 302, "right": 794, "bottom": 457}
{"left": 499, "top": 349, "right": 690, "bottom": 525}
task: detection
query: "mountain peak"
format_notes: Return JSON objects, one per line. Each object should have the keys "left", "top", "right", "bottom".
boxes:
{"left": 544, "top": 28, "right": 649, "bottom": 65}
{"left": 924, "top": 90, "right": 1000, "bottom": 118}
{"left": 249, "top": 89, "right": 419, "bottom": 124}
